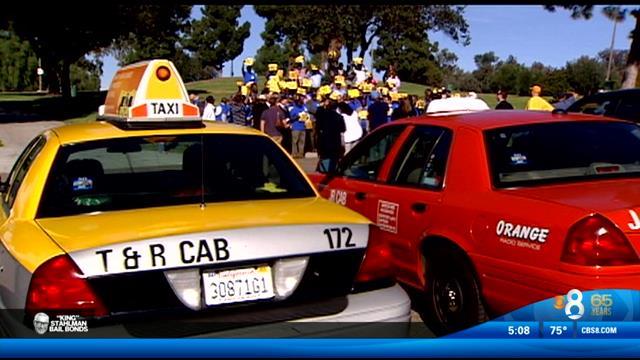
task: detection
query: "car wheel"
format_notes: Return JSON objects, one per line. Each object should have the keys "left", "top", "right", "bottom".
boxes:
{"left": 419, "top": 246, "right": 487, "bottom": 336}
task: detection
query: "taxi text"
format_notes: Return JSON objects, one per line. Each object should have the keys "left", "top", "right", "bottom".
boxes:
{"left": 95, "top": 238, "right": 230, "bottom": 272}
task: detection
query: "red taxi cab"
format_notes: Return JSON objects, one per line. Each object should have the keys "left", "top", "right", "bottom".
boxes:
{"left": 309, "top": 109, "right": 640, "bottom": 334}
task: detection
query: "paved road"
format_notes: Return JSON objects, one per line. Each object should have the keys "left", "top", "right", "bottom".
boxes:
{"left": 0, "top": 121, "right": 63, "bottom": 179}
{"left": 294, "top": 155, "right": 319, "bottom": 174}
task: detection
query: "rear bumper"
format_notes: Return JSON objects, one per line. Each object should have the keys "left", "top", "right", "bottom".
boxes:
{"left": 1, "top": 284, "right": 411, "bottom": 338}
{"left": 476, "top": 255, "right": 640, "bottom": 315}
{"left": 210, "top": 283, "right": 412, "bottom": 338}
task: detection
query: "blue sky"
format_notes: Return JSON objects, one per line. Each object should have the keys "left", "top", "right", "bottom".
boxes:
{"left": 99, "top": 5, "right": 636, "bottom": 89}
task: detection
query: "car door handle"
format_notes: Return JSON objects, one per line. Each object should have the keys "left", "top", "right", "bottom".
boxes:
{"left": 355, "top": 192, "right": 367, "bottom": 201}
{"left": 411, "top": 202, "right": 427, "bottom": 213}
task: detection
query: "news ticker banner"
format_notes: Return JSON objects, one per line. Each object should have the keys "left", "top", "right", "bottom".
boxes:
{"left": 2, "top": 339, "right": 640, "bottom": 357}
{"left": 447, "top": 288, "right": 640, "bottom": 339}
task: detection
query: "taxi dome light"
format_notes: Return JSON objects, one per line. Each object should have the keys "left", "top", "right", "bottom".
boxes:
{"left": 562, "top": 215, "right": 640, "bottom": 266}
{"left": 100, "top": 59, "right": 202, "bottom": 127}
{"left": 156, "top": 66, "right": 171, "bottom": 81}
{"left": 273, "top": 256, "right": 309, "bottom": 299}
{"left": 26, "top": 255, "right": 109, "bottom": 318}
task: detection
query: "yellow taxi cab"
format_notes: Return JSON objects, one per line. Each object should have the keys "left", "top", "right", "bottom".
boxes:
{"left": 0, "top": 60, "right": 410, "bottom": 337}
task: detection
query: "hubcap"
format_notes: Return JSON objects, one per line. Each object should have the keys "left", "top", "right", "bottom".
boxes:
{"left": 433, "top": 277, "right": 464, "bottom": 324}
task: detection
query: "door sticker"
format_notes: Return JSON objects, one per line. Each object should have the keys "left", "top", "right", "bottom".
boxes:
{"left": 377, "top": 200, "right": 399, "bottom": 233}
{"left": 329, "top": 189, "right": 348, "bottom": 206}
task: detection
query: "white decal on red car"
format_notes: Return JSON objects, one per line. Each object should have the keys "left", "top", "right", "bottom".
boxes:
{"left": 329, "top": 189, "right": 348, "bottom": 206}
{"left": 628, "top": 210, "right": 640, "bottom": 230}
{"left": 496, "top": 220, "right": 549, "bottom": 243}
{"left": 377, "top": 200, "right": 399, "bottom": 234}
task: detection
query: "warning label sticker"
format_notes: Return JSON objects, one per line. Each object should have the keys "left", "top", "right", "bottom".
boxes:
{"left": 377, "top": 200, "right": 399, "bottom": 233}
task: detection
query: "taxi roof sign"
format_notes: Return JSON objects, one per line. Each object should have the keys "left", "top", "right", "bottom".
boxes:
{"left": 100, "top": 59, "right": 201, "bottom": 126}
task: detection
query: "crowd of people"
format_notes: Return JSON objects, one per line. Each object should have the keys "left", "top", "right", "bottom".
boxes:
{"left": 189, "top": 53, "right": 578, "bottom": 171}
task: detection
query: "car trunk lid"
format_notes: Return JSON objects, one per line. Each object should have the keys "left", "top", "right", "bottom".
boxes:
{"left": 504, "top": 178, "right": 640, "bottom": 234}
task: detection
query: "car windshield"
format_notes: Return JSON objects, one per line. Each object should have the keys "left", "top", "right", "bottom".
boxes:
{"left": 485, "top": 121, "right": 640, "bottom": 188}
{"left": 37, "top": 134, "right": 315, "bottom": 218}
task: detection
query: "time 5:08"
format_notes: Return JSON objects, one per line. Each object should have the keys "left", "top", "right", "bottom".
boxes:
{"left": 507, "top": 325, "right": 531, "bottom": 336}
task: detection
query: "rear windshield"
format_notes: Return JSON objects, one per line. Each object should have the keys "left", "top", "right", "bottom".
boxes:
{"left": 485, "top": 121, "right": 640, "bottom": 188}
{"left": 37, "top": 134, "right": 315, "bottom": 218}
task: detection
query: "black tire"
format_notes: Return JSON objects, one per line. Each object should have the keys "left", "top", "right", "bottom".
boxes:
{"left": 418, "top": 245, "right": 488, "bottom": 336}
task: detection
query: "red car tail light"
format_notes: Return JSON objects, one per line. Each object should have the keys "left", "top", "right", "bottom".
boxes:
{"left": 26, "top": 255, "right": 108, "bottom": 318}
{"left": 355, "top": 236, "right": 393, "bottom": 283}
{"left": 562, "top": 215, "right": 640, "bottom": 266}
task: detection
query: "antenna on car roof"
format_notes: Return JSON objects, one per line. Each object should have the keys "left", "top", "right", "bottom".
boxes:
{"left": 551, "top": 109, "right": 567, "bottom": 115}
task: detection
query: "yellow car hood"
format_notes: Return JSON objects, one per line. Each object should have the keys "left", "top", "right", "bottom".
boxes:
{"left": 36, "top": 197, "right": 370, "bottom": 254}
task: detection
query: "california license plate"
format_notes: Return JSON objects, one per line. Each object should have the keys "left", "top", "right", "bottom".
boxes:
{"left": 202, "top": 266, "right": 275, "bottom": 306}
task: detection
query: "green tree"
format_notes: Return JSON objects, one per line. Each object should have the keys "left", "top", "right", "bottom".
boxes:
{"left": 254, "top": 42, "right": 300, "bottom": 76}
{"left": 564, "top": 56, "right": 606, "bottom": 96}
{"left": 541, "top": 68, "right": 571, "bottom": 98}
{"left": 1, "top": 4, "right": 192, "bottom": 97}
{"left": 254, "top": 5, "right": 469, "bottom": 70}
{"left": 173, "top": 52, "right": 219, "bottom": 83}
{"left": 432, "top": 48, "right": 459, "bottom": 88}
{"left": 110, "top": 5, "right": 192, "bottom": 66}
{"left": 0, "top": 28, "right": 38, "bottom": 91}
{"left": 597, "top": 48, "right": 629, "bottom": 88}
{"left": 516, "top": 68, "right": 533, "bottom": 96}
{"left": 252, "top": 8, "right": 303, "bottom": 75}
{"left": 529, "top": 61, "right": 551, "bottom": 89}
{"left": 472, "top": 52, "right": 499, "bottom": 92}
{"left": 183, "top": 5, "right": 250, "bottom": 75}
{"left": 545, "top": 5, "right": 640, "bottom": 88}
{"left": 490, "top": 55, "right": 525, "bottom": 93}
{"left": 372, "top": 26, "right": 441, "bottom": 84}
{"left": 449, "top": 69, "right": 481, "bottom": 92}
{"left": 70, "top": 56, "right": 103, "bottom": 91}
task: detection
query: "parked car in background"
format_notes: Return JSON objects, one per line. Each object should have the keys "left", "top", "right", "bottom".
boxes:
{"left": 567, "top": 88, "right": 640, "bottom": 122}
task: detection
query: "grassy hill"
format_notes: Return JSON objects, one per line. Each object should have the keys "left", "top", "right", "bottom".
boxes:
{"left": 0, "top": 77, "right": 539, "bottom": 123}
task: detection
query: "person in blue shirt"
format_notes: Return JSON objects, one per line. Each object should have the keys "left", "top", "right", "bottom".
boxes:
{"left": 348, "top": 93, "right": 362, "bottom": 112}
{"left": 242, "top": 58, "right": 258, "bottom": 86}
{"left": 288, "top": 91, "right": 309, "bottom": 158}
{"left": 215, "top": 97, "right": 229, "bottom": 122}
{"left": 367, "top": 91, "right": 389, "bottom": 131}
{"left": 222, "top": 98, "right": 232, "bottom": 122}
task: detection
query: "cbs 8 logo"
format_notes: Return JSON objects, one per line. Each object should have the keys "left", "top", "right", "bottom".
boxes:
{"left": 564, "top": 289, "right": 584, "bottom": 320}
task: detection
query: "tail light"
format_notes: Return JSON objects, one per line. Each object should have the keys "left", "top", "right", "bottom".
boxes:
{"left": 355, "top": 237, "right": 393, "bottom": 283}
{"left": 562, "top": 215, "right": 640, "bottom": 266}
{"left": 26, "top": 255, "right": 108, "bottom": 318}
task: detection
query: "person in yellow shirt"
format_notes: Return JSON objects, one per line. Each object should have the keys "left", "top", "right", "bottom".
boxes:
{"left": 525, "top": 85, "right": 554, "bottom": 111}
